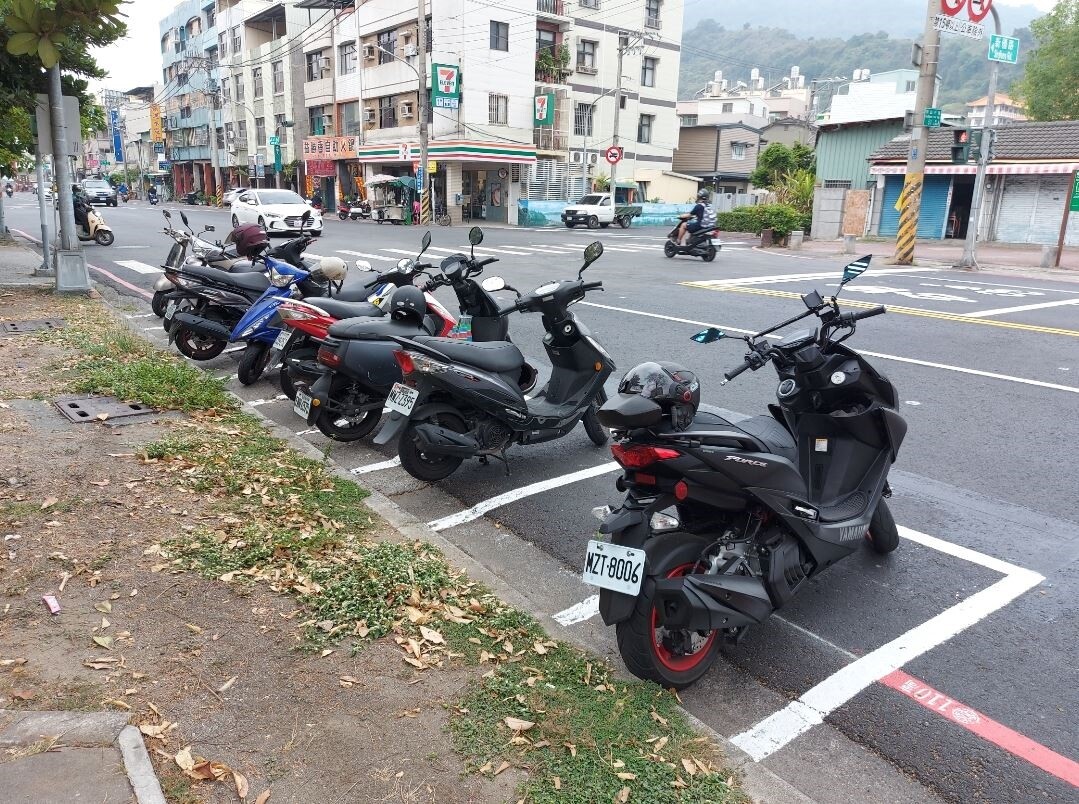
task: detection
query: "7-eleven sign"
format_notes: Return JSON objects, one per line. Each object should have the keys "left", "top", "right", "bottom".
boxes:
{"left": 432, "top": 64, "right": 461, "bottom": 109}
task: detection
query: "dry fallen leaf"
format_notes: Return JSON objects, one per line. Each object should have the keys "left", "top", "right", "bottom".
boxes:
{"left": 254, "top": 790, "right": 271, "bottom": 804}
{"left": 174, "top": 746, "right": 195, "bottom": 772}
{"left": 40, "top": 497, "right": 58, "bottom": 510}
{"left": 234, "top": 769, "right": 249, "bottom": 798}
{"left": 10, "top": 689, "right": 35, "bottom": 701}
{"left": 419, "top": 625, "right": 444, "bottom": 644}
{"left": 553, "top": 776, "right": 561, "bottom": 790}
{"left": 503, "top": 717, "right": 535, "bottom": 732}
{"left": 493, "top": 761, "right": 511, "bottom": 776}
{"left": 617, "top": 786, "right": 631, "bottom": 803}
{"left": 184, "top": 623, "right": 203, "bottom": 634}
{"left": 92, "top": 635, "right": 114, "bottom": 650}
{"left": 681, "top": 758, "right": 697, "bottom": 776}
{"left": 616, "top": 772, "right": 637, "bottom": 780}
{"left": 653, "top": 736, "right": 669, "bottom": 754}
{"left": 612, "top": 759, "right": 625, "bottom": 769}
{"left": 217, "top": 676, "right": 237, "bottom": 693}
{"left": 94, "top": 601, "right": 112, "bottom": 613}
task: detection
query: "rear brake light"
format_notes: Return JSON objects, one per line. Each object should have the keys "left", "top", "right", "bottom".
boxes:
{"left": 610, "top": 444, "right": 681, "bottom": 469}
{"left": 317, "top": 345, "right": 341, "bottom": 368}
{"left": 393, "top": 349, "right": 415, "bottom": 374}
{"left": 634, "top": 472, "right": 657, "bottom": 486}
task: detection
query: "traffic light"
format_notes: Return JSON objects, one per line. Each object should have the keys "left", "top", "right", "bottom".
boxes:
{"left": 951, "top": 128, "right": 972, "bottom": 165}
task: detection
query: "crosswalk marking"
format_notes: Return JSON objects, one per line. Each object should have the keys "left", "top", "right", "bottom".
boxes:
{"left": 115, "top": 260, "right": 162, "bottom": 274}
{"left": 337, "top": 249, "right": 397, "bottom": 262}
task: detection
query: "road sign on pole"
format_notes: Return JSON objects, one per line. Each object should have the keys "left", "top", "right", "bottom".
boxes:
{"left": 605, "top": 146, "right": 623, "bottom": 165}
{"left": 933, "top": 14, "right": 984, "bottom": 38}
{"left": 273, "top": 144, "right": 282, "bottom": 173}
{"left": 268, "top": 135, "right": 280, "bottom": 146}
{"left": 923, "top": 107, "right": 943, "bottom": 128}
{"left": 940, "top": 0, "right": 966, "bottom": 16}
{"left": 987, "top": 34, "right": 1020, "bottom": 63}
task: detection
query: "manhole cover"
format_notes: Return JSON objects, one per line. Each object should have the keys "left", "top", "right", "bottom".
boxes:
{"left": 0, "top": 318, "right": 66, "bottom": 337}
{"left": 54, "top": 396, "right": 155, "bottom": 424}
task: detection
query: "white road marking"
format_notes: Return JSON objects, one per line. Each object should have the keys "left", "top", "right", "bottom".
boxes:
{"left": 126, "top": 313, "right": 156, "bottom": 319}
{"left": 774, "top": 616, "right": 858, "bottom": 660}
{"left": 687, "top": 267, "right": 939, "bottom": 289}
{"left": 337, "top": 249, "right": 397, "bottom": 262}
{"left": 905, "top": 275, "right": 1079, "bottom": 296}
{"left": 579, "top": 301, "right": 1079, "bottom": 395}
{"left": 552, "top": 595, "right": 600, "bottom": 626}
{"left": 471, "top": 245, "right": 534, "bottom": 257}
{"left": 248, "top": 395, "right": 288, "bottom": 407}
{"left": 115, "top": 260, "right": 162, "bottom": 274}
{"left": 350, "top": 456, "right": 401, "bottom": 475}
{"left": 426, "top": 462, "right": 620, "bottom": 532}
{"left": 961, "top": 298, "right": 1079, "bottom": 319}
{"left": 295, "top": 428, "right": 320, "bottom": 436}
{"left": 223, "top": 346, "right": 245, "bottom": 354}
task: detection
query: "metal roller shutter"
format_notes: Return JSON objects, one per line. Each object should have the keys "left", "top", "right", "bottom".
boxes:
{"left": 994, "top": 176, "right": 1038, "bottom": 243}
{"left": 878, "top": 175, "right": 949, "bottom": 238}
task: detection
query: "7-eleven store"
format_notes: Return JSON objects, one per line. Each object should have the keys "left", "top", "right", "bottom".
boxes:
{"left": 354, "top": 140, "right": 537, "bottom": 226}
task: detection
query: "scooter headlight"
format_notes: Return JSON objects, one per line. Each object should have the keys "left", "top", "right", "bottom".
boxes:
{"left": 269, "top": 267, "right": 293, "bottom": 288}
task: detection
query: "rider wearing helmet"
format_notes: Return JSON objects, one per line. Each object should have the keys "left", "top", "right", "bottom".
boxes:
{"left": 676, "top": 189, "right": 716, "bottom": 246}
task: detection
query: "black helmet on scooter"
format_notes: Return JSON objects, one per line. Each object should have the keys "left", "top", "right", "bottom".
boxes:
{"left": 618, "top": 361, "right": 700, "bottom": 430}
{"left": 228, "top": 224, "right": 270, "bottom": 259}
{"left": 388, "top": 285, "right": 426, "bottom": 323}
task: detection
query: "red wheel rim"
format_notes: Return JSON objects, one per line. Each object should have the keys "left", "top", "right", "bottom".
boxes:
{"left": 649, "top": 562, "right": 717, "bottom": 672}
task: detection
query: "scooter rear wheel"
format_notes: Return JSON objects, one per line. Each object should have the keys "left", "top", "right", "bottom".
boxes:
{"left": 278, "top": 342, "right": 317, "bottom": 400}
{"left": 314, "top": 379, "right": 382, "bottom": 442}
{"left": 663, "top": 241, "right": 677, "bottom": 258}
{"left": 616, "top": 549, "right": 721, "bottom": 689}
{"left": 398, "top": 412, "right": 466, "bottom": 481}
{"left": 151, "top": 291, "right": 169, "bottom": 318}
{"left": 702, "top": 243, "right": 717, "bottom": 262}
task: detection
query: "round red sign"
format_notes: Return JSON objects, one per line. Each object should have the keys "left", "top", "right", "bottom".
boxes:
{"left": 940, "top": 0, "right": 967, "bottom": 16}
{"left": 605, "top": 146, "right": 623, "bottom": 165}
{"left": 966, "top": 0, "right": 992, "bottom": 23}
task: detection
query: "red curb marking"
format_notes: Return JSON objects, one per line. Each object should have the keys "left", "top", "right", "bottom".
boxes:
{"left": 11, "top": 229, "right": 153, "bottom": 300}
{"left": 882, "top": 670, "right": 1079, "bottom": 788}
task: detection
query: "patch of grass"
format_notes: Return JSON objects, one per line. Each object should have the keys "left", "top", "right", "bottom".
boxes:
{"left": 158, "top": 771, "right": 200, "bottom": 804}
{"left": 0, "top": 501, "right": 39, "bottom": 524}
{"left": 49, "top": 680, "right": 105, "bottom": 712}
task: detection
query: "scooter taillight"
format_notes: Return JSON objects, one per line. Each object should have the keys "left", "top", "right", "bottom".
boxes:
{"left": 610, "top": 444, "right": 681, "bottom": 469}
{"left": 317, "top": 345, "right": 342, "bottom": 368}
{"left": 393, "top": 349, "right": 415, "bottom": 374}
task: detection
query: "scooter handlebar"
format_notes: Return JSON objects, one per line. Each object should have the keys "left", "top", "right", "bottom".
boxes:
{"left": 723, "top": 359, "right": 754, "bottom": 382}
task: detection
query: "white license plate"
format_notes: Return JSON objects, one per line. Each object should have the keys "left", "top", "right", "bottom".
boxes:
{"left": 273, "top": 330, "right": 290, "bottom": 351}
{"left": 582, "top": 539, "right": 646, "bottom": 596}
{"left": 386, "top": 383, "right": 419, "bottom": 416}
{"left": 293, "top": 390, "right": 312, "bottom": 419}
{"left": 164, "top": 300, "right": 177, "bottom": 321}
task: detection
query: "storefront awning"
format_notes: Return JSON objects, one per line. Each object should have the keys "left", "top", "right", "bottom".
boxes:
{"left": 870, "top": 162, "right": 1079, "bottom": 176}
{"left": 352, "top": 140, "right": 537, "bottom": 165}
{"left": 614, "top": 180, "right": 638, "bottom": 189}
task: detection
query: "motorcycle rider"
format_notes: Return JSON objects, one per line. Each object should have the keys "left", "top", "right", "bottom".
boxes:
{"left": 72, "top": 184, "right": 91, "bottom": 232}
{"left": 147, "top": 185, "right": 159, "bottom": 205}
{"left": 675, "top": 189, "right": 716, "bottom": 246}
{"left": 4, "top": 182, "right": 12, "bottom": 198}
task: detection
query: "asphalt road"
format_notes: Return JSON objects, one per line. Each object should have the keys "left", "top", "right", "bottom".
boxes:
{"left": 6, "top": 197, "right": 1078, "bottom": 803}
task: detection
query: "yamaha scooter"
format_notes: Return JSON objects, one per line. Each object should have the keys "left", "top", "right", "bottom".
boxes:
{"left": 374, "top": 238, "right": 614, "bottom": 481}
{"left": 587, "top": 256, "right": 906, "bottom": 688}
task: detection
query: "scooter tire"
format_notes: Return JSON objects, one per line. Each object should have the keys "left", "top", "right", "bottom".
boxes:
{"left": 278, "top": 343, "right": 317, "bottom": 400}
{"left": 237, "top": 341, "right": 272, "bottom": 386}
{"left": 315, "top": 409, "right": 381, "bottom": 441}
{"left": 95, "top": 230, "right": 115, "bottom": 246}
{"left": 151, "top": 291, "right": 169, "bottom": 318}
{"left": 702, "top": 244, "right": 717, "bottom": 262}
{"left": 865, "top": 499, "right": 900, "bottom": 555}
{"left": 173, "top": 325, "right": 227, "bottom": 361}
{"left": 583, "top": 390, "right": 609, "bottom": 446}
{"left": 338, "top": 212, "right": 347, "bottom": 220}
{"left": 398, "top": 413, "right": 466, "bottom": 482}
{"left": 615, "top": 540, "right": 722, "bottom": 689}
{"left": 663, "top": 241, "right": 677, "bottom": 258}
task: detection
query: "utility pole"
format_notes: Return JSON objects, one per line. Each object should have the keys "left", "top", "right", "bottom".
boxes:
{"left": 609, "top": 33, "right": 644, "bottom": 201}
{"left": 893, "top": 0, "right": 941, "bottom": 265}
{"left": 32, "top": 134, "right": 54, "bottom": 276}
{"left": 956, "top": 4, "right": 1002, "bottom": 269}
{"left": 416, "top": 0, "right": 430, "bottom": 224}
{"left": 47, "top": 65, "right": 90, "bottom": 292}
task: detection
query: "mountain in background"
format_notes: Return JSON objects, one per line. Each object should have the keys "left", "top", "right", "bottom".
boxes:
{"left": 677, "top": 20, "right": 1036, "bottom": 109}
{"left": 682, "top": 0, "right": 1043, "bottom": 38}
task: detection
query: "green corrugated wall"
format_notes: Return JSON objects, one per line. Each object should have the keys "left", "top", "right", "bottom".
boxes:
{"left": 815, "top": 121, "right": 905, "bottom": 189}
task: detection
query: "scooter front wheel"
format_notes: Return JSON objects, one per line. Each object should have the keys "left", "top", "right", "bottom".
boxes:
{"left": 237, "top": 341, "right": 272, "bottom": 385}
{"left": 616, "top": 554, "right": 721, "bottom": 689}
{"left": 173, "top": 325, "right": 226, "bottom": 361}
{"left": 663, "top": 241, "right": 677, "bottom": 258}
{"left": 315, "top": 408, "right": 381, "bottom": 441}
{"left": 398, "top": 413, "right": 466, "bottom": 481}
{"left": 582, "top": 390, "right": 609, "bottom": 446}
{"left": 865, "top": 498, "right": 900, "bottom": 555}
{"left": 95, "top": 230, "right": 115, "bottom": 246}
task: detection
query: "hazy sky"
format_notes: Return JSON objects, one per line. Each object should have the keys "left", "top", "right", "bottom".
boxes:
{"left": 87, "top": 0, "right": 1061, "bottom": 94}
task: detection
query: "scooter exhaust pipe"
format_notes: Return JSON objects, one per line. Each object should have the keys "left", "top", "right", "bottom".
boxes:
{"left": 412, "top": 422, "right": 479, "bottom": 457}
{"left": 654, "top": 573, "right": 773, "bottom": 632}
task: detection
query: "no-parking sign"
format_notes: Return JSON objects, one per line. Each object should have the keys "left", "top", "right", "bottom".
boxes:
{"left": 605, "top": 146, "right": 623, "bottom": 165}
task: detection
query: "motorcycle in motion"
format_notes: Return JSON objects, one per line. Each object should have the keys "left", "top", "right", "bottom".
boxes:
{"left": 374, "top": 237, "right": 614, "bottom": 481}
{"left": 587, "top": 255, "right": 906, "bottom": 688}
{"left": 663, "top": 213, "right": 718, "bottom": 262}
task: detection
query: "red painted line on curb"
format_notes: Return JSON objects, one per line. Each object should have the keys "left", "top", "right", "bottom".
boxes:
{"left": 10, "top": 228, "right": 153, "bottom": 300}
{"left": 882, "top": 670, "right": 1079, "bottom": 788}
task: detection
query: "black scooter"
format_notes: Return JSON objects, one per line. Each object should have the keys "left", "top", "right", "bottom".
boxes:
{"left": 664, "top": 215, "right": 719, "bottom": 262}
{"left": 374, "top": 239, "right": 614, "bottom": 481}
{"left": 589, "top": 256, "right": 906, "bottom": 688}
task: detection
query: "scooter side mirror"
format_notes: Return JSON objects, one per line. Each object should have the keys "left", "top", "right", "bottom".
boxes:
{"left": 580, "top": 241, "right": 604, "bottom": 276}
{"left": 179, "top": 211, "right": 190, "bottom": 228}
{"left": 480, "top": 276, "right": 505, "bottom": 292}
{"left": 396, "top": 258, "right": 416, "bottom": 274}
{"left": 691, "top": 328, "right": 726, "bottom": 344}
{"left": 468, "top": 226, "right": 483, "bottom": 246}
{"left": 205, "top": 225, "right": 215, "bottom": 233}
{"left": 162, "top": 210, "right": 171, "bottom": 220}
{"left": 840, "top": 255, "right": 872, "bottom": 287}
{"left": 355, "top": 260, "right": 374, "bottom": 272}
{"left": 420, "top": 230, "right": 432, "bottom": 256}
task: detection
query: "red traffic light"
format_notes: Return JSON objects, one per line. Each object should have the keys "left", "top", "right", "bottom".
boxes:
{"left": 954, "top": 130, "right": 970, "bottom": 144}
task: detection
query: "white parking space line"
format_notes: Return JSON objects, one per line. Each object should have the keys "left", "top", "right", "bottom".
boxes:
{"left": 350, "top": 456, "right": 401, "bottom": 475}
{"left": 248, "top": 395, "right": 288, "bottom": 407}
{"left": 223, "top": 346, "right": 245, "bottom": 354}
{"left": 426, "top": 462, "right": 620, "bottom": 532}
{"left": 337, "top": 249, "right": 397, "bottom": 262}
{"left": 580, "top": 301, "right": 1079, "bottom": 395}
{"left": 961, "top": 298, "right": 1079, "bottom": 318}
{"left": 295, "top": 428, "right": 320, "bottom": 436}
{"left": 552, "top": 595, "right": 599, "bottom": 626}
{"left": 529, "top": 245, "right": 578, "bottom": 253}
{"left": 471, "top": 246, "right": 535, "bottom": 257}
{"left": 115, "top": 260, "right": 162, "bottom": 274}
{"left": 125, "top": 313, "right": 156, "bottom": 319}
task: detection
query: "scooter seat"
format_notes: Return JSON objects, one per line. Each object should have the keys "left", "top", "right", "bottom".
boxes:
{"left": 226, "top": 259, "right": 262, "bottom": 273}
{"left": 334, "top": 285, "right": 381, "bottom": 303}
{"left": 181, "top": 264, "right": 270, "bottom": 293}
{"left": 412, "top": 337, "right": 525, "bottom": 373}
{"left": 309, "top": 298, "right": 383, "bottom": 320}
{"left": 328, "top": 317, "right": 423, "bottom": 341}
{"left": 692, "top": 409, "right": 797, "bottom": 463}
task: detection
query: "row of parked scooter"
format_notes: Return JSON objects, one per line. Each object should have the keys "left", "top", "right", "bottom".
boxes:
{"left": 153, "top": 209, "right": 613, "bottom": 479}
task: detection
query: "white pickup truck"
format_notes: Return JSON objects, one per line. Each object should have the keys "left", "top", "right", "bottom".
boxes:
{"left": 560, "top": 193, "right": 641, "bottom": 229}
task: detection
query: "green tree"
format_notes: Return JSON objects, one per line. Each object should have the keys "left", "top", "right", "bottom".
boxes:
{"left": 750, "top": 143, "right": 796, "bottom": 189}
{"left": 1015, "top": 0, "right": 1079, "bottom": 120}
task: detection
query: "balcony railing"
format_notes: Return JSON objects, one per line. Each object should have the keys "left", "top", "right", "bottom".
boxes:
{"left": 536, "top": 66, "right": 570, "bottom": 84}
{"left": 534, "top": 129, "right": 568, "bottom": 151}
{"left": 645, "top": 15, "right": 662, "bottom": 29}
{"left": 537, "top": 0, "right": 565, "bottom": 14}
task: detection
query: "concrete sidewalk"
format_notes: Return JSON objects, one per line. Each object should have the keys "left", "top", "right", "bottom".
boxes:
{"left": 787, "top": 236, "right": 1079, "bottom": 277}
{"left": 0, "top": 241, "right": 54, "bottom": 289}
{"left": 0, "top": 710, "right": 165, "bottom": 804}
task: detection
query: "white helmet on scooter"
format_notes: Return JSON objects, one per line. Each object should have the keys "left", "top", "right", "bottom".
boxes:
{"left": 316, "top": 256, "right": 347, "bottom": 282}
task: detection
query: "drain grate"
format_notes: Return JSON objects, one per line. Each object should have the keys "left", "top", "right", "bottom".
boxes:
{"left": 0, "top": 318, "right": 66, "bottom": 337}
{"left": 54, "top": 395, "right": 155, "bottom": 424}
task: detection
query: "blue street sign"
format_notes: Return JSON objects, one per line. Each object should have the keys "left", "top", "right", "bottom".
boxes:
{"left": 108, "top": 108, "right": 124, "bottom": 163}
{"left": 416, "top": 165, "right": 424, "bottom": 196}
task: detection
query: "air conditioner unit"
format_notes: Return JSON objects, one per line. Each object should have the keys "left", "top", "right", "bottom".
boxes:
{"left": 227, "top": 144, "right": 236, "bottom": 153}
{"left": 364, "top": 108, "right": 376, "bottom": 123}
{"left": 570, "top": 151, "right": 583, "bottom": 164}
{"left": 589, "top": 152, "right": 599, "bottom": 164}
{"left": 400, "top": 102, "right": 414, "bottom": 118}
{"left": 362, "top": 44, "right": 376, "bottom": 60}
{"left": 403, "top": 44, "right": 417, "bottom": 57}
{"left": 322, "top": 114, "right": 334, "bottom": 134}
{"left": 226, "top": 130, "right": 235, "bottom": 141}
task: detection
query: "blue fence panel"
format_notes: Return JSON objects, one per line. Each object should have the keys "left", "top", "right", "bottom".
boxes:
{"left": 517, "top": 200, "right": 693, "bottom": 228}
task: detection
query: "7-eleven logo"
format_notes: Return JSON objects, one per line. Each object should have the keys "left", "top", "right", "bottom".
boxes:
{"left": 438, "top": 67, "right": 458, "bottom": 95}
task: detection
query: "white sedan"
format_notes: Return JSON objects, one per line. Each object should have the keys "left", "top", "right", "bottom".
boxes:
{"left": 221, "top": 187, "right": 245, "bottom": 207}
{"left": 230, "top": 189, "right": 323, "bottom": 236}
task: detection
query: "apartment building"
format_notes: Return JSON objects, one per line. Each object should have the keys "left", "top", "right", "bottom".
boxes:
{"left": 966, "top": 94, "right": 1028, "bottom": 128}
{"left": 158, "top": 0, "right": 222, "bottom": 197}
{"left": 290, "top": 0, "right": 685, "bottom": 224}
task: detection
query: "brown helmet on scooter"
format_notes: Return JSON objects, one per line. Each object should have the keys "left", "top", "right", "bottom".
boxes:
{"left": 227, "top": 224, "right": 270, "bottom": 259}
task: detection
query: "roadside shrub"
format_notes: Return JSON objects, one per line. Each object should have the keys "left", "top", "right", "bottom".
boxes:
{"left": 715, "top": 203, "right": 811, "bottom": 239}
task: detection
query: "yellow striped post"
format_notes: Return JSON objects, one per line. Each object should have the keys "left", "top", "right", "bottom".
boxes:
{"left": 893, "top": 172, "right": 923, "bottom": 265}
{"left": 421, "top": 191, "right": 431, "bottom": 225}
